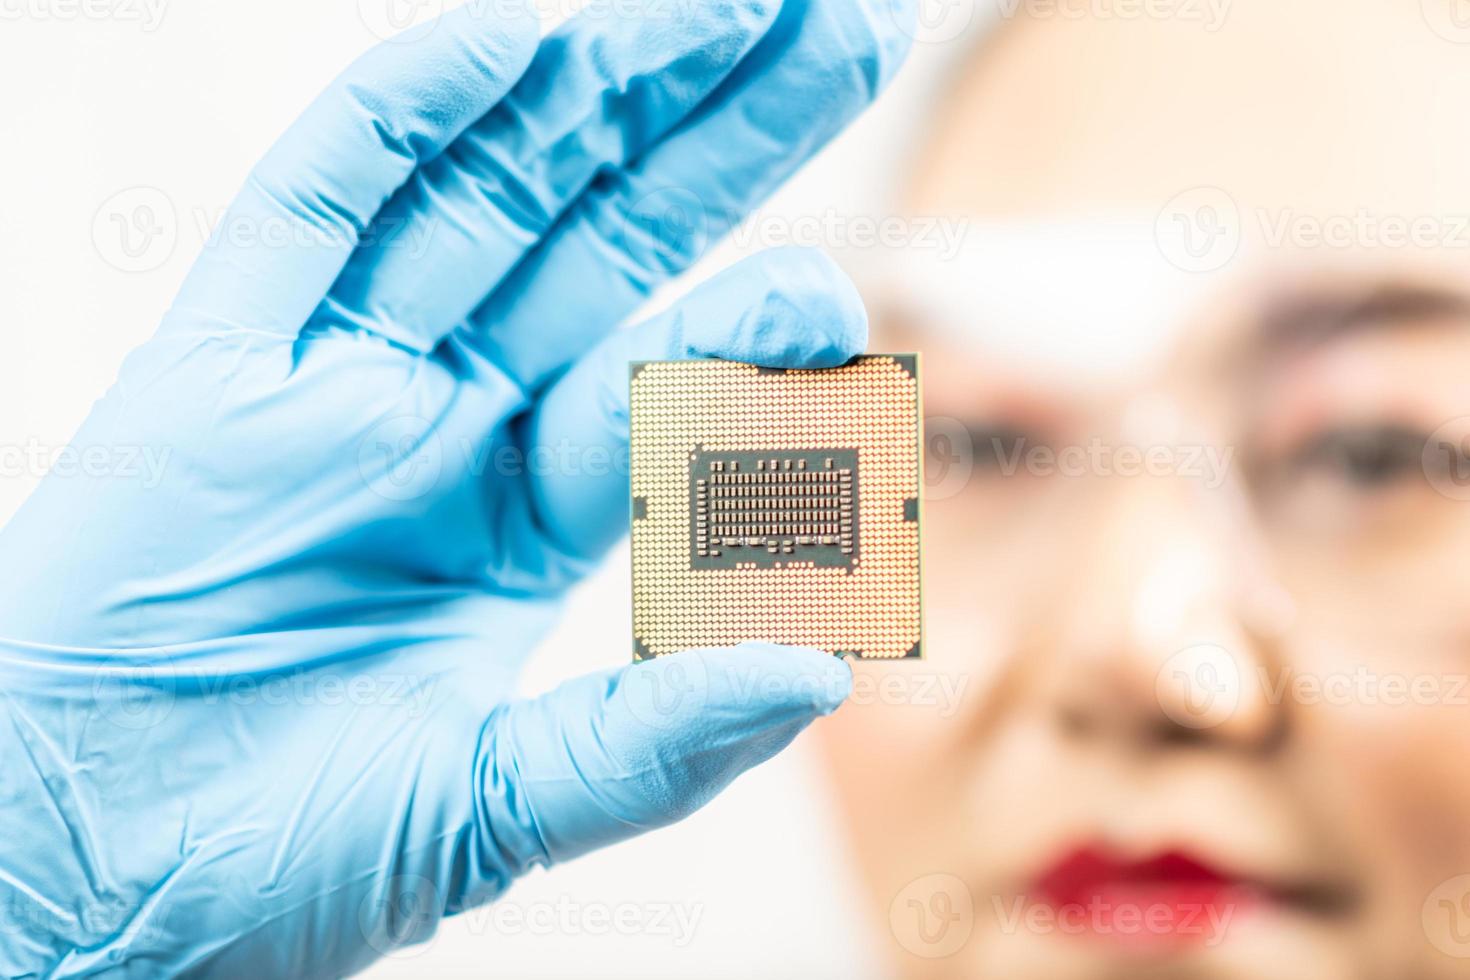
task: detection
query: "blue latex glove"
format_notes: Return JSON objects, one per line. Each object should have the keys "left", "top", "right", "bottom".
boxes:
{"left": 0, "top": 1, "right": 913, "bottom": 975}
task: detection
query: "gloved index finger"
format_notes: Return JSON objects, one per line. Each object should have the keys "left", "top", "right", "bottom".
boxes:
{"left": 461, "top": 0, "right": 918, "bottom": 392}
{"left": 165, "top": 6, "right": 538, "bottom": 338}
{"left": 316, "top": 0, "right": 786, "bottom": 355}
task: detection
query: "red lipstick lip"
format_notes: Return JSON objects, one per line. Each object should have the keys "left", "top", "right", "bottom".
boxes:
{"left": 1028, "top": 847, "right": 1260, "bottom": 945}
{"left": 1036, "top": 848, "right": 1244, "bottom": 901}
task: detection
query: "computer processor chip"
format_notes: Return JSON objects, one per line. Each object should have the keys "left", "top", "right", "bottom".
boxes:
{"left": 630, "top": 355, "right": 922, "bottom": 660}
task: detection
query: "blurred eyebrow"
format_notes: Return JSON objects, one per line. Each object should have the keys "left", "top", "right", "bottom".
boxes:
{"left": 1253, "top": 283, "right": 1470, "bottom": 358}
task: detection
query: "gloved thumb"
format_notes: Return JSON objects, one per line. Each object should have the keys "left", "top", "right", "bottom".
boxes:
{"left": 475, "top": 643, "right": 852, "bottom": 878}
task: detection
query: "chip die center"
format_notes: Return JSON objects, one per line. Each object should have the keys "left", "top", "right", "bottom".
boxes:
{"left": 690, "top": 448, "right": 859, "bottom": 570}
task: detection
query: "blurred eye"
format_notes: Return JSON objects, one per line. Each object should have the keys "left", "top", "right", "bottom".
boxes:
{"left": 1250, "top": 419, "right": 1466, "bottom": 539}
{"left": 923, "top": 418, "right": 1055, "bottom": 504}
{"left": 1281, "top": 424, "right": 1429, "bottom": 490}
{"left": 925, "top": 420, "right": 1039, "bottom": 490}
{"left": 966, "top": 423, "right": 1036, "bottom": 473}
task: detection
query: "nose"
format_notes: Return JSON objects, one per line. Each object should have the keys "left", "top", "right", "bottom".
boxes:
{"left": 1034, "top": 469, "right": 1288, "bottom": 752}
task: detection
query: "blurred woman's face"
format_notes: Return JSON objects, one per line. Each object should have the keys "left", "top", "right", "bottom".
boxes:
{"left": 817, "top": 4, "right": 1470, "bottom": 978}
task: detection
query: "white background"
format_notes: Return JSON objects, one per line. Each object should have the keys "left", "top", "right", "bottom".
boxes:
{"left": 0, "top": 1, "right": 985, "bottom": 975}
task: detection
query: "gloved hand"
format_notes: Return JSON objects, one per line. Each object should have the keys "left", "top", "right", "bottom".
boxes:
{"left": 0, "top": 1, "right": 913, "bottom": 975}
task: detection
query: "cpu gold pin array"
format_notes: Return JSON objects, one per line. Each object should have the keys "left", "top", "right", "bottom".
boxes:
{"left": 630, "top": 355, "right": 923, "bottom": 661}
